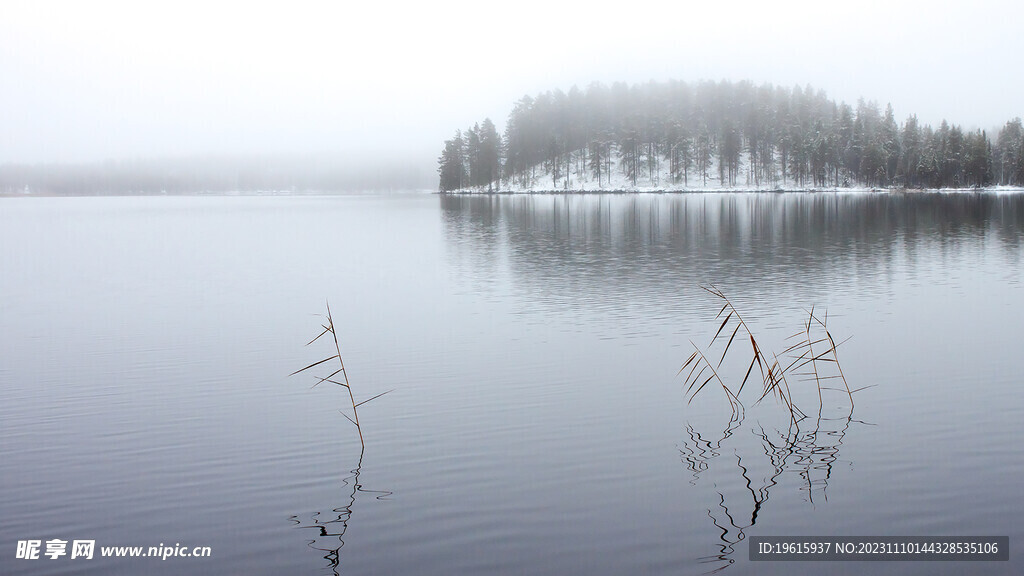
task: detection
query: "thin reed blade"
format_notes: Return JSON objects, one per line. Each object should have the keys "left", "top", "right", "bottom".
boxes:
{"left": 290, "top": 355, "right": 340, "bottom": 376}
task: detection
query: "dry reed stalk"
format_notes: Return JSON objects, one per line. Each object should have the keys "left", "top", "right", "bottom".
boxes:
{"left": 681, "top": 285, "right": 855, "bottom": 421}
{"left": 291, "top": 301, "right": 392, "bottom": 449}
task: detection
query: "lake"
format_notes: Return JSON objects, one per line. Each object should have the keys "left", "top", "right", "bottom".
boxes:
{"left": 2, "top": 192, "right": 1022, "bottom": 575}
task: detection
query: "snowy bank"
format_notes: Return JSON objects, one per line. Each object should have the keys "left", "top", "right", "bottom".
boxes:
{"left": 445, "top": 148, "right": 1024, "bottom": 195}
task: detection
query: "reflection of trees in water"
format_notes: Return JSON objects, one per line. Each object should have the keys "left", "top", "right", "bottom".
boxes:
{"left": 441, "top": 193, "right": 1024, "bottom": 312}
{"left": 680, "top": 411, "right": 871, "bottom": 574}
{"left": 289, "top": 448, "right": 391, "bottom": 575}
{"left": 438, "top": 192, "right": 1021, "bottom": 571}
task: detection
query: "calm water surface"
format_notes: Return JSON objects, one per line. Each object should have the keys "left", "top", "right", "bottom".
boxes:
{"left": 2, "top": 192, "right": 1022, "bottom": 575}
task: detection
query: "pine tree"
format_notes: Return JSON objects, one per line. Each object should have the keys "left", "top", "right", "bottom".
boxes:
{"left": 618, "top": 127, "right": 639, "bottom": 187}
{"left": 588, "top": 139, "right": 606, "bottom": 187}
{"left": 720, "top": 118, "right": 741, "bottom": 186}
{"left": 696, "top": 124, "right": 714, "bottom": 187}
{"left": 963, "top": 130, "right": 992, "bottom": 188}
{"left": 478, "top": 118, "right": 501, "bottom": 192}
{"left": 995, "top": 118, "right": 1023, "bottom": 185}
{"left": 898, "top": 115, "right": 922, "bottom": 188}
{"left": 881, "top": 104, "right": 901, "bottom": 184}
{"left": 437, "top": 131, "right": 466, "bottom": 192}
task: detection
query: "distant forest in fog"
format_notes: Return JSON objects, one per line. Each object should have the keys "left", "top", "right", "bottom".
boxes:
{"left": 0, "top": 155, "right": 435, "bottom": 195}
{"left": 438, "top": 80, "right": 1024, "bottom": 192}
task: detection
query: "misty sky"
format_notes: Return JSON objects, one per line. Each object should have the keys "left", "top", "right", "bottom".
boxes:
{"left": 2, "top": 0, "right": 1022, "bottom": 166}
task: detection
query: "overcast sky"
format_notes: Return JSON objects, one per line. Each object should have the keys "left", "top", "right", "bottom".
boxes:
{"left": 2, "top": 0, "right": 1022, "bottom": 167}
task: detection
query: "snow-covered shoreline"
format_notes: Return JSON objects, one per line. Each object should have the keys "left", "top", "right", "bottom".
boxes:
{"left": 443, "top": 186, "right": 1024, "bottom": 195}
{"left": 444, "top": 148, "right": 1024, "bottom": 195}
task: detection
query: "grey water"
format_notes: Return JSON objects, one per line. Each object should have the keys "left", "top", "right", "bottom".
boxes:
{"left": 2, "top": 192, "right": 1022, "bottom": 575}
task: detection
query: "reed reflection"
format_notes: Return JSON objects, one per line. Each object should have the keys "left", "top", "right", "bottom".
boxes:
{"left": 681, "top": 410, "right": 872, "bottom": 573}
{"left": 289, "top": 448, "right": 391, "bottom": 575}
{"left": 676, "top": 283, "right": 871, "bottom": 573}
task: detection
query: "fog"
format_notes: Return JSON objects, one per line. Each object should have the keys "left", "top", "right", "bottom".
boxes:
{"left": 2, "top": 0, "right": 1022, "bottom": 190}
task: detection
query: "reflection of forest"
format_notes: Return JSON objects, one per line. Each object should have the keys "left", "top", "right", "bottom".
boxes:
{"left": 441, "top": 193, "right": 1023, "bottom": 319}
{"left": 438, "top": 192, "right": 1020, "bottom": 573}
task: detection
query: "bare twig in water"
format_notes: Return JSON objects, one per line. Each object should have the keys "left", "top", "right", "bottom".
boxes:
{"left": 292, "top": 301, "right": 391, "bottom": 449}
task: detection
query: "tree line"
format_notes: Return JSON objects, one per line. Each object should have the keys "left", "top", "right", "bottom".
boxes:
{"left": 438, "top": 80, "right": 1024, "bottom": 192}
{"left": 1, "top": 155, "right": 434, "bottom": 195}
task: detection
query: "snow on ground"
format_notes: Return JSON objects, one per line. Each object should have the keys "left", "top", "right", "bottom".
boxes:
{"left": 930, "top": 185, "right": 1024, "bottom": 194}
{"left": 451, "top": 148, "right": 1024, "bottom": 194}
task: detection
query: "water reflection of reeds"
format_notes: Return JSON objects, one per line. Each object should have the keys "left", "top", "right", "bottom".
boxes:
{"left": 681, "top": 411, "right": 872, "bottom": 573}
{"left": 289, "top": 449, "right": 391, "bottom": 575}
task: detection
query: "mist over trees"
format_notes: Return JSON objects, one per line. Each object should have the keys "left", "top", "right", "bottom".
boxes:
{"left": 0, "top": 155, "right": 435, "bottom": 195}
{"left": 438, "top": 80, "right": 1024, "bottom": 192}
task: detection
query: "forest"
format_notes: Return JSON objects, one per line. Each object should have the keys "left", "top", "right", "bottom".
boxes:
{"left": 438, "top": 80, "right": 1024, "bottom": 192}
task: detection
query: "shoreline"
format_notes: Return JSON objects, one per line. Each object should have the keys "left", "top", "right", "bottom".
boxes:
{"left": 440, "top": 186, "right": 1024, "bottom": 196}
{"left": 4, "top": 187, "right": 1024, "bottom": 198}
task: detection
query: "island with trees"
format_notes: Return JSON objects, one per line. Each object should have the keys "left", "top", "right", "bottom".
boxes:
{"left": 438, "top": 80, "right": 1024, "bottom": 193}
